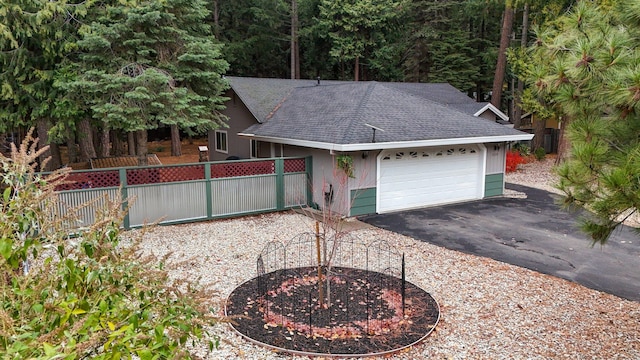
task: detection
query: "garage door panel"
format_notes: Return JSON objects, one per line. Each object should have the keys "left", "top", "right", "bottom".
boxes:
{"left": 378, "top": 145, "right": 484, "bottom": 213}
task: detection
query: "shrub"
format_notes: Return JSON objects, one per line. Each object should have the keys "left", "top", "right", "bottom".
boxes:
{"left": 534, "top": 147, "right": 546, "bottom": 161}
{"left": 0, "top": 131, "right": 220, "bottom": 359}
{"left": 513, "top": 142, "right": 531, "bottom": 157}
{"left": 505, "top": 150, "right": 525, "bottom": 172}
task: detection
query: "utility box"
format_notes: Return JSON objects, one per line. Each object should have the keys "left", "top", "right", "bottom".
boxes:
{"left": 198, "top": 146, "right": 209, "bottom": 162}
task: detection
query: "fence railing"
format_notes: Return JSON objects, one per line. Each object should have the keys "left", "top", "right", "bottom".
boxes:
{"left": 54, "top": 157, "right": 312, "bottom": 230}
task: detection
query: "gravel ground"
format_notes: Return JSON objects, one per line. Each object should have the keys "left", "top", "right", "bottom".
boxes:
{"left": 134, "top": 156, "right": 640, "bottom": 359}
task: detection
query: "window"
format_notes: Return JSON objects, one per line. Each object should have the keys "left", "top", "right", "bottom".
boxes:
{"left": 250, "top": 139, "right": 258, "bottom": 158}
{"left": 215, "top": 130, "right": 228, "bottom": 153}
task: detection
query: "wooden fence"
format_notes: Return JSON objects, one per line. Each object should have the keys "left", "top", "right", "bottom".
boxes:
{"left": 54, "top": 157, "right": 312, "bottom": 229}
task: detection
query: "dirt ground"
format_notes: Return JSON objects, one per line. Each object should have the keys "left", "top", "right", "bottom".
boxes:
{"left": 62, "top": 138, "right": 208, "bottom": 169}
{"left": 148, "top": 138, "right": 208, "bottom": 165}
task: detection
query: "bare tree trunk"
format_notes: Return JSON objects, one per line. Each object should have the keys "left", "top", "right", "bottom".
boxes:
{"left": 555, "top": 118, "right": 571, "bottom": 164}
{"left": 135, "top": 130, "right": 148, "bottom": 166}
{"left": 112, "top": 130, "right": 125, "bottom": 156}
{"left": 354, "top": 56, "right": 360, "bottom": 81}
{"left": 170, "top": 124, "right": 182, "bottom": 156}
{"left": 49, "top": 142, "right": 61, "bottom": 170}
{"left": 512, "top": 3, "right": 529, "bottom": 129}
{"left": 213, "top": 0, "right": 220, "bottom": 38}
{"left": 36, "top": 119, "right": 61, "bottom": 171}
{"left": 98, "top": 126, "right": 110, "bottom": 158}
{"left": 290, "top": 0, "right": 299, "bottom": 79}
{"left": 66, "top": 126, "right": 78, "bottom": 163}
{"left": 77, "top": 118, "right": 97, "bottom": 162}
{"left": 533, "top": 116, "right": 545, "bottom": 151}
{"left": 491, "top": 4, "right": 515, "bottom": 110}
{"left": 128, "top": 132, "right": 136, "bottom": 155}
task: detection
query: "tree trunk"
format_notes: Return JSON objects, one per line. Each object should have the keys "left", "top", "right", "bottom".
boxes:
{"left": 491, "top": 4, "right": 515, "bottom": 110}
{"left": 213, "top": 0, "right": 220, "bottom": 39}
{"left": 112, "top": 130, "right": 125, "bottom": 156}
{"left": 354, "top": 56, "right": 360, "bottom": 81}
{"left": 555, "top": 117, "right": 571, "bottom": 164}
{"left": 512, "top": 3, "right": 529, "bottom": 129}
{"left": 128, "top": 132, "right": 136, "bottom": 155}
{"left": 533, "top": 115, "right": 545, "bottom": 151}
{"left": 77, "top": 118, "right": 97, "bottom": 162}
{"left": 290, "top": 0, "right": 300, "bottom": 79}
{"left": 66, "top": 126, "right": 78, "bottom": 163}
{"left": 135, "top": 130, "right": 148, "bottom": 166}
{"left": 36, "top": 119, "right": 61, "bottom": 171}
{"left": 170, "top": 124, "right": 182, "bottom": 156}
{"left": 98, "top": 126, "right": 110, "bottom": 158}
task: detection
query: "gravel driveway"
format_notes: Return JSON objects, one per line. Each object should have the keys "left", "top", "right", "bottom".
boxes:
{"left": 133, "top": 157, "right": 640, "bottom": 359}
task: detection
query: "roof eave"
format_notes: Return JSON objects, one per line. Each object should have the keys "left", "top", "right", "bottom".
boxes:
{"left": 238, "top": 133, "right": 535, "bottom": 152}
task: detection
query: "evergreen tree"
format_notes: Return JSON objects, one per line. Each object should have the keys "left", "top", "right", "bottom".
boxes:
{"left": 317, "top": 0, "right": 408, "bottom": 81}
{"left": 67, "top": 0, "right": 229, "bottom": 158}
{"left": 0, "top": 0, "right": 83, "bottom": 169}
{"left": 403, "top": 0, "right": 502, "bottom": 96}
{"left": 523, "top": 0, "right": 640, "bottom": 244}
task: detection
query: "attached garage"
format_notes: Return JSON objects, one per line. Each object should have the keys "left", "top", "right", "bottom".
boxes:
{"left": 377, "top": 145, "right": 485, "bottom": 213}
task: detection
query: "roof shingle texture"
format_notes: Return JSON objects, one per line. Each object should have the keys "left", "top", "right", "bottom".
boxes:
{"left": 231, "top": 77, "right": 525, "bottom": 144}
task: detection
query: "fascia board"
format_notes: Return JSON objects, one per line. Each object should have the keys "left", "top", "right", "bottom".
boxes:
{"left": 238, "top": 133, "right": 535, "bottom": 152}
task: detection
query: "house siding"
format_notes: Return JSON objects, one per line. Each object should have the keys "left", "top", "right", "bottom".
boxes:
{"left": 208, "top": 90, "right": 256, "bottom": 161}
{"left": 484, "top": 173, "right": 504, "bottom": 197}
{"left": 485, "top": 142, "right": 506, "bottom": 174}
{"left": 350, "top": 188, "right": 376, "bottom": 216}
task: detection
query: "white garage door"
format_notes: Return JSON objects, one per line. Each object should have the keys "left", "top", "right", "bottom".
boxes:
{"left": 377, "top": 145, "right": 485, "bottom": 213}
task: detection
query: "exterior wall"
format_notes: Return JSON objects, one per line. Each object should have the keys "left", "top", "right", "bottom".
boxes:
{"left": 485, "top": 142, "right": 506, "bottom": 174}
{"left": 208, "top": 90, "right": 257, "bottom": 161}
{"left": 484, "top": 142, "right": 506, "bottom": 197}
{"left": 350, "top": 188, "right": 376, "bottom": 216}
{"left": 282, "top": 145, "right": 378, "bottom": 216}
{"left": 484, "top": 173, "right": 504, "bottom": 197}
{"left": 477, "top": 111, "right": 497, "bottom": 122}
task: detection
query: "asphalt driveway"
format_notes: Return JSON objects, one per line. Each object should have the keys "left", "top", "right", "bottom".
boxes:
{"left": 360, "top": 183, "right": 640, "bottom": 302}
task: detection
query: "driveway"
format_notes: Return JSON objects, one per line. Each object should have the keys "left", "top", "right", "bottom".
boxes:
{"left": 359, "top": 183, "right": 640, "bottom": 302}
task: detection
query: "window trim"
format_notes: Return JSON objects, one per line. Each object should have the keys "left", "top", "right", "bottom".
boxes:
{"left": 250, "top": 139, "right": 258, "bottom": 158}
{"left": 214, "top": 130, "right": 228, "bottom": 154}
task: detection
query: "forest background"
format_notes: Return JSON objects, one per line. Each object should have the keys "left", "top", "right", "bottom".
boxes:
{"left": 0, "top": 0, "right": 578, "bottom": 171}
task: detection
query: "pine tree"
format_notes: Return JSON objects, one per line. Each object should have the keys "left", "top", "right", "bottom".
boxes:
{"left": 67, "top": 0, "right": 229, "bottom": 158}
{"left": 0, "top": 0, "right": 82, "bottom": 169}
{"left": 524, "top": 0, "right": 640, "bottom": 244}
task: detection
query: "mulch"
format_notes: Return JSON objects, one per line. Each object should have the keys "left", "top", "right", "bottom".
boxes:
{"left": 225, "top": 266, "right": 439, "bottom": 357}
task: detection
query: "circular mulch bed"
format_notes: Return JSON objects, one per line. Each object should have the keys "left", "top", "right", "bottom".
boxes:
{"left": 225, "top": 266, "right": 439, "bottom": 357}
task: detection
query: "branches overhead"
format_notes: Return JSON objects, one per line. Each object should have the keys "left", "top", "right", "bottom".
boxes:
{"left": 519, "top": 0, "right": 640, "bottom": 244}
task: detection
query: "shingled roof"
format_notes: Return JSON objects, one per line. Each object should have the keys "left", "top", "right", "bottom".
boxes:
{"left": 231, "top": 77, "right": 531, "bottom": 150}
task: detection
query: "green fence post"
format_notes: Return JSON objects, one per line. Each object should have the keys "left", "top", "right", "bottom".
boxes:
{"left": 275, "top": 158, "right": 284, "bottom": 210}
{"left": 205, "top": 163, "right": 212, "bottom": 218}
{"left": 305, "top": 156, "right": 313, "bottom": 208}
{"left": 119, "top": 168, "right": 130, "bottom": 230}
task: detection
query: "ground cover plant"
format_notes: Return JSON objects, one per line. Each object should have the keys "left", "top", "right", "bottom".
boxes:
{"left": 0, "top": 131, "right": 220, "bottom": 359}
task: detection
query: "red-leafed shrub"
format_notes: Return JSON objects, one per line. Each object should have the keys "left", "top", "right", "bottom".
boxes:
{"left": 505, "top": 150, "right": 525, "bottom": 172}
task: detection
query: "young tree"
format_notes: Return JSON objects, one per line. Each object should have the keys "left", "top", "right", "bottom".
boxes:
{"left": 521, "top": 0, "right": 640, "bottom": 244}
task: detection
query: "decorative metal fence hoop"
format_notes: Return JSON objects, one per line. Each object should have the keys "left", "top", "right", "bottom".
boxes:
{"left": 227, "top": 231, "right": 439, "bottom": 358}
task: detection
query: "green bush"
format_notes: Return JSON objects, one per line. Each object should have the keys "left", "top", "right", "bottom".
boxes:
{"left": 534, "top": 147, "right": 546, "bottom": 161}
{"left": 0, "top": 131, "right": 220, "bottom": 359}
{"left": 513, "top": 142, "right": 531, "bottom": 157}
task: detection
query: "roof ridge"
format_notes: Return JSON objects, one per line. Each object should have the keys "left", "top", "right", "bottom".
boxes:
{"left": 265, "top": 88, "right": 293, "bottom": 120}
